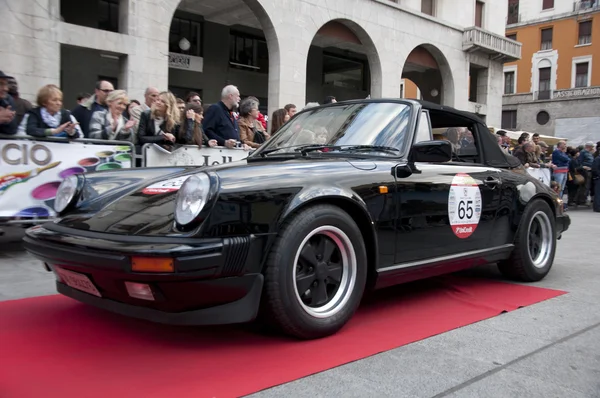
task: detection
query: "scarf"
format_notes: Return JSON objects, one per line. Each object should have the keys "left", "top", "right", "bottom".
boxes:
{"left": 41, "top": 107, "right": 61, "bottom": 128}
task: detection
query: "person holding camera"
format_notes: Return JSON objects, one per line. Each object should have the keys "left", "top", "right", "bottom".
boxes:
{"left": 24, "top": 84, "right": 82, "bottom": 139}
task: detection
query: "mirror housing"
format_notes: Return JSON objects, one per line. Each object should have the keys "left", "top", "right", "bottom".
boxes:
{"left": 408, "top": 140, "right": 452, "bottom": 163}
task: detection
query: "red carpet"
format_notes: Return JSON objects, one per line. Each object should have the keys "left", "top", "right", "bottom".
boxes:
{"left": 0, "top": 275, "right": 565, "bottom": 398}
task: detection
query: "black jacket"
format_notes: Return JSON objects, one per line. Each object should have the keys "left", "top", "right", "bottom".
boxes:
{"left": 71, "top": 101, "right": 107, "bottom": 138}
{"left": 137, "top": 109, "right": 182, "bottom": 145}
{"left": 202, "top": 101, "right": 240, "bottom": 146}
{"left": 25, "top": 107, "right": 76, "bottom": 138}
{"left": 0, "top": 95, "right": 19, "bottom": 135}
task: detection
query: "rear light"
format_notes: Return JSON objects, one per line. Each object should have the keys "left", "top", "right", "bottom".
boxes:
{"left": 131, "top": 257, "right": 174, "bottom": 273}
{"left": 125, "top": 282, "right": 155, "bottom": 301}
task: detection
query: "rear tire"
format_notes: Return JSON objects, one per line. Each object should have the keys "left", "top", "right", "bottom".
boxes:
{"left": 261, "top": 204, "right": 367, "bottom": 339}
{"left": 498, "top": 200, "right": 556, "bottom": 282}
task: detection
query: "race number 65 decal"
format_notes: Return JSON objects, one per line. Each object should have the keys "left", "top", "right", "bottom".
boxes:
{"left": 448, "top": 173, "right": 482, "bottom": 239}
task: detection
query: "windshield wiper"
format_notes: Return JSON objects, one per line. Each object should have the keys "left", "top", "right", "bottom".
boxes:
{"left": 295, "top": 145, "right": 400, "bottom": 156}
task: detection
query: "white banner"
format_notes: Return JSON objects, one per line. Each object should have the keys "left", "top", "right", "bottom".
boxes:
{"left": 0, "top": 139, "right": 133, "bottom": 218}
{"left": 143, "top": 144, "right": 248, "bottom": 167}
{"left": 526, "top": 167, "right": 551, "bottom": 187}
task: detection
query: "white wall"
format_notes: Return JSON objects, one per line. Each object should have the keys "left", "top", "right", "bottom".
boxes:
{"left": 515, "top": 0, "right": 576, "bottom": 24}
{"left": 1, "top": 0, "right": 505, "bottom": 127}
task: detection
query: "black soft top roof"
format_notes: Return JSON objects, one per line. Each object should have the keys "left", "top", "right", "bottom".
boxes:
{"left": 416, "top": 100, "right": 521, "bottom": 169}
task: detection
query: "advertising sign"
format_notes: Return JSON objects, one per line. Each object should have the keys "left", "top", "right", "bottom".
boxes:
{"left": 0, "top": 139, "right": 133, "bottom": 218}
{"left": 143, "top": 144, "right": 248, "bottom": 167}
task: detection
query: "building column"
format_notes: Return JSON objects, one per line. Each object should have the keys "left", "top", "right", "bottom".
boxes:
{"left": 118, "top": 0, "right": 172, "bottom": 102}
{"left": 265, "top": 29, "right": 310, "bottom": 129}
{"left": 1, "top": 0, "right": 61, "bottom": 102}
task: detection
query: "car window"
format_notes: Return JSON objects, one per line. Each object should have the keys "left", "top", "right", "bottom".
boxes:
{"left": 261, "top": 102, "right": 412, "bottom": 156}
{"left": 414, "top": 110, "right": 432, "bottom": 144}
{"left": 432, "top": 126, "right": 480, "bottom": 163}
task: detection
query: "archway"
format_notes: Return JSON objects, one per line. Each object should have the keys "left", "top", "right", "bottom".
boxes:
{"left": 166, "top": 0, "right": 279, "bottom": 114}
{"left": 400, "top": 44, "right": 454, "bottom": 106}
{"left": 305, "top": 19, "right": 383, "bottom": 105}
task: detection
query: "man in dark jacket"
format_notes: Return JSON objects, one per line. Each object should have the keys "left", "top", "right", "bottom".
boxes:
{"left": 592, "top": 155, "right": 600, "bottom": 212}
{"left": 0, "top": 70, "right": 18, "bottom": 135}
{"left": 202, "top": 85, "right": 241, "bottom": 148}
{"left": 7, "top": 76, "right": 32, "bottom": 127}
{"left": 71, "top": 80, "right": 114, "bottom": 138}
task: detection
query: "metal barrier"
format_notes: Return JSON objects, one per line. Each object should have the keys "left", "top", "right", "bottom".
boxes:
{"left": 141, "top": 143, "right": 249, "bottom": 167}
{"left": 0, "top": 135, "right": 136, "bottom": 225}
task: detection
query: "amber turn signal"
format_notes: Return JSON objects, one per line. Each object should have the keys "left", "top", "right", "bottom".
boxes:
{"left": 378, "top": 186, "right": 388, "bottom": 194}
{"left": 131, "top": 257, "right": 175, "bottom": 273}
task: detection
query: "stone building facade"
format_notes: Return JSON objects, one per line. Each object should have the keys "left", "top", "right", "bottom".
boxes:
{"left": 2, "top": 0, "right": 519, "bottom": 127}
{"left": 503, "top": 0, "right": 600, "bottom": 144}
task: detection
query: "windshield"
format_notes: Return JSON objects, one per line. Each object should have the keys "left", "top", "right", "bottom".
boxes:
{"left": 254, "top": 102, "right": 413, "bottom": 157}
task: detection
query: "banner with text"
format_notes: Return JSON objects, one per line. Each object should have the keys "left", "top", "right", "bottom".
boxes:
{"left": 0, "top": 139, "right": 133, "bottom": 218}
{"left": 143, "top": 144, "right": 248, "bottom": 167}
{"left": 526, "top": 167, "right": 551, "bottom": 187}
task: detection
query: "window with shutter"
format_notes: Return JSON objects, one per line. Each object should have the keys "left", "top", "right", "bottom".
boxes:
{"left": 538, "top": 67, "right": 551, "bottom": 99}
{"left": 542, "top": 0, "right": 554, "bottom": 10}
{"left": 506, "top": 33, "right": 517, "bottom": 41}
{"left": 540, "top": 28, "right": 553, "bottom": 50}
{"left": 575, "top": 62, "right": 589, "bottom": 88}
{"left": 507, "top": 0, "right": 519, "bottom": 24}
{"left": 475, "top": 1, "right": 484, "bottom": 28}
{"left": 578, "top": 21, "right": 592, "bottom": 45}
{"left": 421, "top": 0, "right": 435, "bottom": 15}
{"left": 504, "top": 72, "right": 515, "bottom": 94}
{"left": 501, "top": 111, "right": 517, "bottom": 130}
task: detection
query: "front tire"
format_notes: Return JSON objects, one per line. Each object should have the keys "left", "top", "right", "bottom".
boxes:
{"left": 498, "top": 200, "right": 556, "bottom": 282}
{"left": 262, "top": 204, "right": 367, "bottom": 339}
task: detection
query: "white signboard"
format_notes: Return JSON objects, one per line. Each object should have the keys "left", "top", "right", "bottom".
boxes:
{"left": 526, "top": 168, "right": 551, "bottom": 187}
{"left": 168, "top": 52, "right": 204, "bottom": 73}
{"left": 0, "top": 139, "right": 133, "bottom": 218}
{"left": 143, "top": 144, "right": 248, "bottom": 167}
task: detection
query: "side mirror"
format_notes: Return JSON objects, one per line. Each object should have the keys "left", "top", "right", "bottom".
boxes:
{"left": 409, "top": 140, "right": 452, "bottom": 163}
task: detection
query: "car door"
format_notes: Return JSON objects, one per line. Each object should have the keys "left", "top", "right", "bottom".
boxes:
{"left": 393, "top": 119, "right": 502, "bottom": 265}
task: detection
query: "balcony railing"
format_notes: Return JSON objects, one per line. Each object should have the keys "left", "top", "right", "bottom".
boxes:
{"left": 573, "top": 1, "right": 600, "bottom": 12}
{"left": 463, "top": 27, "right": 522, "bottom": 62}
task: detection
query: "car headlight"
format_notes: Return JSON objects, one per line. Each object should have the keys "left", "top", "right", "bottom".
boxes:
{"left": 175, "top": 174, "right": 210, "bottom": 225}
{"left": 54, "top": 175, "right": 79, "bottom": 213}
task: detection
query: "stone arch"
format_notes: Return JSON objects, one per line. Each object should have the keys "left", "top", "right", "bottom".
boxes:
{"left": 400, "top": 43, "right": 455, "bottom": 106}
{"left": 165, "top": 0, "right": 280, "bottom": 110}
{"left": 306, "top": 18, "right": 383, "bottom": 101}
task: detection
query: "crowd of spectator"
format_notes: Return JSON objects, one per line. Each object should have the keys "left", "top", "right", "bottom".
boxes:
{"left": 0, "top": 72, "right": 337, "bottom": 154}
{"left": 496, "top": 129, "right": 600, "bottom": 212}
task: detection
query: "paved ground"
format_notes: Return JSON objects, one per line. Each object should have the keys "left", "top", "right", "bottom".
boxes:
{"left": 1, "top": 208, "right": 599, "bottom": 397}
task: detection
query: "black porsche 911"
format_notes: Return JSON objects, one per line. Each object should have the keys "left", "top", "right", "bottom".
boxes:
{"left": 23, "top": 99, "right": 570, "bottom": 339}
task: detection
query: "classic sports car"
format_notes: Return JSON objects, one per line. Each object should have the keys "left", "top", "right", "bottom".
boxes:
{"left": 23, "top": 99, "right": 570, "bottom": 340}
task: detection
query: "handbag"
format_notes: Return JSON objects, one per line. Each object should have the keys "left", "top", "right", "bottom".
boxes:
{"left": 253, "top": 127, "right": 266, "bottom": 144}
{"left": 573, "top": 173, "right": 585, "bottom": 185}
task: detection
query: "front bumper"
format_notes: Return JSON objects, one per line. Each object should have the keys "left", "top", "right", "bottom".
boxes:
{"left": 22, "top": 224, "right": 272, "bottom": 325}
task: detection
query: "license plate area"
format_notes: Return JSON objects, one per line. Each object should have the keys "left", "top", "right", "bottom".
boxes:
{"left": 55, "top": 267, "right": 102, "bottom": 297}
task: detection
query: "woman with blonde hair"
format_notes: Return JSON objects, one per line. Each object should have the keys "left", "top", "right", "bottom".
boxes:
{"left": 89, "top": 90, "right": 136, "bottom": 141}
{"left": 25, "top": 84, "right": 82, "bottom": 138}
{"left": 137, "top": 91, "right": 182, "bottom": 146}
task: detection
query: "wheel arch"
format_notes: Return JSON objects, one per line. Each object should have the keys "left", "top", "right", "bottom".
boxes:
{"left": 512, "top": 193, "right": 557, "bottom": 242}
{"left": 270, "top": 194, "right": 379, "bottom": 289}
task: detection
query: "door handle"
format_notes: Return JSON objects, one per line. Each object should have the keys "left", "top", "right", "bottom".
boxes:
{"left": 484, "top": 177, "right": 501, "bottom": 188}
